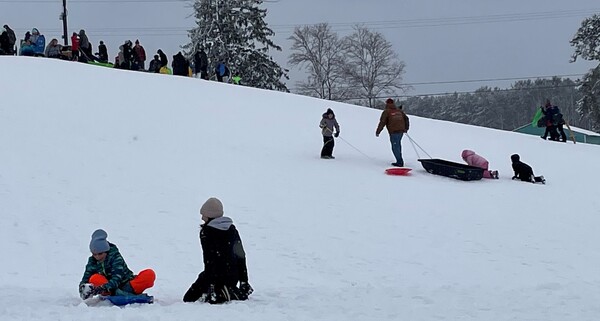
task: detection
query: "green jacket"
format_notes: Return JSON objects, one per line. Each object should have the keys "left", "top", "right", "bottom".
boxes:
{"left": 79, "top": 243, "right": 134, "bottom": 292}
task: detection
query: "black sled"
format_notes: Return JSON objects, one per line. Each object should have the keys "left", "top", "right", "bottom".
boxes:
{"left": 418, "top": 159, "right": 484, "bottom": 181}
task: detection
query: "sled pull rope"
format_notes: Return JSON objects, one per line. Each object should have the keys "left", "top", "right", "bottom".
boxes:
{"left": 323, "top": 127, "right": 377, "bottom": 162}
{"left": 406, "top": 133, "right": 432, "bottom": 159}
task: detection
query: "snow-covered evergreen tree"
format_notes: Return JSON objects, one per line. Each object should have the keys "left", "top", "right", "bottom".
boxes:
{"left": 571, "top": 14, "right": 600, "bottom": 130}
{"left": 184, "top": 0, "right": 288, "bottom": 91}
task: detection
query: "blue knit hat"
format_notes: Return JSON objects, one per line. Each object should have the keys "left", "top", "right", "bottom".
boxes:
{"left": 89, "top": 229, "right": 110, "bottom": 254}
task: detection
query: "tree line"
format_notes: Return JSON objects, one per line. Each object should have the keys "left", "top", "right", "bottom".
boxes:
{"left": 184, "top": 0, "right": 600, "bottom": 132}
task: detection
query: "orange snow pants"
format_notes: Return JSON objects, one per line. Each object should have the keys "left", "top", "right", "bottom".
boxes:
{"left": 89, "top": 269, "right": 156, "bottom": 294}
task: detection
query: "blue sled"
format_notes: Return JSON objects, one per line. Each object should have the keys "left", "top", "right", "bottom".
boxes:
{"left": 102, "top": 294, "right": 154, "bottom": 306}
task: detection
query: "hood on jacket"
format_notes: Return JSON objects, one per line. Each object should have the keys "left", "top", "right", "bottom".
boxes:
{"left": 206, "top": 216, "right": 234, "bottom": 231}
{"left": 322, "top": 108, "right": 335, "bottom": 118}
{"left": 461, "top": 149, "right": 475, "bottom": 160}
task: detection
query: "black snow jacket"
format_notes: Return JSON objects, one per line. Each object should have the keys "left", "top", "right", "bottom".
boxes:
{"left": 194, "top": 50, "right": 208, "bottom": 73}
{"left": 200, "top": 217, "right": 249, "bottom": 288}
{"left": 511, "top": 159, "right": 534, "bottom": 182}
{"left": 172, "top": 52, "right": 189, "bottom": 76}
{"left": 158, "top": 50, "right": 168, "bottom": 67}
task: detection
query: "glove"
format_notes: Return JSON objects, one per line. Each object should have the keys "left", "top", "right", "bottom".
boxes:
{"left": 79, "top": 283, "right": 93, "bottom": 300}
{"left": 334, "top": 132, "right": 339, "bottom": 138}
{"left": 239, "top": 282, "right": 254, "bottom": 296}
{"left": 90, "top": 285, "right": 105, "bottom": 296}
{"left": 205, "top": 284, "right": 218, "bottom": 304}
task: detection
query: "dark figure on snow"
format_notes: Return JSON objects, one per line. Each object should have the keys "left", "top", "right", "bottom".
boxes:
{"left": 540, "top": 100, "right": 559, "bottom": 141}
{"left": 510, "top": 154, "right": 545, "bottom": 184}
{"left": 78, "top": 29, "right": 93, "bottom": 61}
{"left": 44, "top": 38, "right": 63, "bottom": 59}
{"left": 0, "top": 27, "right": 11, "bottom": 55}
{"left": 97, "top": 40, "right": 108, "bottom": 62}
{"left": 194, "top": 48, "right": 208, "bottom": 79}
{"left": 133, "top": 39, "right": 146, "bottom": 70}
{"left": 157, "top": 49, "right": 168, "bottom": 68}
{"left": 79, "top": 229, "right": 156, "bottom": 300}
{"left": 122, "top": 40, "right": 134, "bottom": 69}
{"left": 215, "top": 61, "right": 229, "bottom": 82}
{"left": 70, "top": 32, "right": 79, "bottom": 61}
{"left": 148, "top": 54, "right": 161, "bottom": 73}
{"left": 183, "top": 198, "right": 253, "bottom": 304}
{"left": 545, "top": 99, "right": 567, "bottom": 142}
{"left": 172, "top": 51, "right": 189, "bottom": 76}
{"left": 2, "top": 24, "right": 16, "bottom": 55}
{"left": 376, "top": 99, "right": 410, "bottom": 167}
{"left": 319, "top": 108, "right": 340, "bottom": 159}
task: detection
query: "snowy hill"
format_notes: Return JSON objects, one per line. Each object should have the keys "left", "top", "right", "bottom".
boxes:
{"left": 1, "top": 56, "right": 599, "bottom": 321}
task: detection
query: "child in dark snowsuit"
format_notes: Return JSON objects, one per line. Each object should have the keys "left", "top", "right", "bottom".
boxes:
{"left": 510, "top": 154, "right": 545, "bottom": 184}
{"left": 319, "top": 108, "right": 340, "bottom": 159}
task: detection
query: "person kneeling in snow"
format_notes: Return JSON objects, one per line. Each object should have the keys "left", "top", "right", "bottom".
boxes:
{"left": 79, "top": 229, "right": 156, "bottom": 300}
{"left": 510, "top": 154, "right": 545, "bottom": 184}
{"left": 461, "top": 149, "right": 498, "bottom": 179}
{"left": 183, "top": 197, "right": 253, "bottom": 304}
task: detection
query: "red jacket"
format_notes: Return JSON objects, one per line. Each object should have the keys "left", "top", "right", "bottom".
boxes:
{"left": 71, "top": 35, "right": 79, "bottom": 51}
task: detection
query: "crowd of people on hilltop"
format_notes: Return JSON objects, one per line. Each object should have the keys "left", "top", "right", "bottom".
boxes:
{"left": 1, "top": 25, "right": 238, "bottom": 83}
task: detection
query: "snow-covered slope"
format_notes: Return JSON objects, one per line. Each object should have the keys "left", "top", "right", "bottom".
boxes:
{"left": 1, "top": 57, "right": 599, "bottom": 321}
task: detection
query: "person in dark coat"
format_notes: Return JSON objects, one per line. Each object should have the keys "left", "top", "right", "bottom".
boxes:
{"left": 510, "top": 154, "right": 545, "bottom": 184}
{"left": 0, "top": 27, "right": 10, "bottom": 55}
{"left": 540, "top": 100, "right": 559, "bottom": 141}
{"left": 148, "top": 54, "right": 161, "bottom": 73}
{"left": 183, "top": 198, "right": 253, "bottom": 304}
{"left": 319, "top": 108, "right": 340, "bottom": 159}
{"left": 194, "top": 48, "right": 208, "bottom": 79}
{"left": 157, "top": 49, "right": 168, "bottom": 68}
{"left": 3, "top": 24, "right": 16, "bottom": 54}
{"left": 78, "top": 29, "right": 94, "bottom": 61}
{"left": 97, "top": 40, "right": 108, "bottom": 62}
{"left": 172, "top": 51, "right": 189, "bottom": 76}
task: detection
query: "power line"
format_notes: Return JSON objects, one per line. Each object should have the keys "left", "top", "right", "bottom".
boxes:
{"left": 286, "top": 73, "right": 585, "bottom": 92}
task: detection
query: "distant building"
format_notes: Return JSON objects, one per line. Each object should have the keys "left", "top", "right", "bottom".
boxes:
{"left": 513, "top": 123, "right": 600, "bottom": 145}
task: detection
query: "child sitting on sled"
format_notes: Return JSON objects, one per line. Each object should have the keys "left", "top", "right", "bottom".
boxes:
{"left": 79, "top": 229, "right": 156, "bottom": 300}
{"left": 461, "top": 149, "right": 498, "bottom": 179}
{"left": 510, "top": 154, "right": 545, "bottom": 184}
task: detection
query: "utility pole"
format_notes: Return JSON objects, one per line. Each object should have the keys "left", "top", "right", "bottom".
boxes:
{"left": 60, "top": 0, "right": 68, "bottom": 45}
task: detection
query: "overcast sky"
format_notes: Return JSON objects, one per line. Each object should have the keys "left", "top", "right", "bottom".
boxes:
{"left": 2, "top": 0, "right": 599, "bottom": 95}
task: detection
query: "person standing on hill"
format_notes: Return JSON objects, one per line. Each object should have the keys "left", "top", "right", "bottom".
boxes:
{"left": 157, "top": 49, "right": 168, "bottom": 68}
{"left": 319, "top": 108, "right": 340, "bottom": 159}
{"left": 183, "top": 198, "right": 253, "bottom": 304}
{"left": 79, "top": 229, "right": 156, "bottom": 300}
{"left": 172, "top": 51, "right": 189, "bottom": 76}
{"left": 70, "top": 32, "right": 79, "bottom": 61}
{"left": 376, "top": 98, "right": 410, "bottom": 167}
{"left": 194, "top": 48, "right": 208, "bottom": 79}
{"left": 97, "top": 40, "right": 108, "bottom": 62}
{"left": 78, "top": 29, "right": 92, "bottom": 61}
{"left": 3, "top": 24, "right": 16, "bottom": 54}
{"left": 133, "top": 39, "right": 146, "bottom": 70}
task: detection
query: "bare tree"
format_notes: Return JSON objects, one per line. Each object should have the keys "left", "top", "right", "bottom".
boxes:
{"left": 342, "top": 25, "right": 406, "bottom": 108}
{"left": 288, "top": 23, "right": 353, "bottom": 100}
